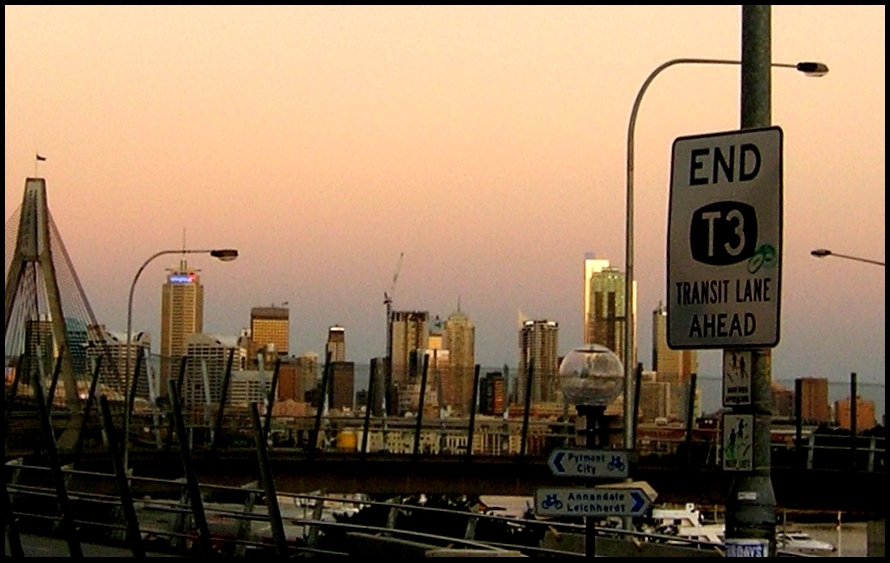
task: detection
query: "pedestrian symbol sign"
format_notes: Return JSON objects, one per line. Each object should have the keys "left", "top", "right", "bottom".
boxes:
{"left": 723, "top": 413, "right": 754, "bottom": 471}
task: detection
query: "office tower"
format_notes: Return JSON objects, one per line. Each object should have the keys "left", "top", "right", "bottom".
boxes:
{"left": 389, "top": 311, "right": 429, "bottom": 414}
{"left": 586, "top": 264, "right": 636, "bottom": 367}
{"left": 293, "top": 352, "right": 320, "bottom": 402}
{"left": 425, "top": 348, "right": 451, "bottom": 414}
{"left": 445, "top": 307, "right": 476, "bottom": 415}
{"left": 652, "top": 302, "right": 698, "bottom": 420}
{"left": 23, "top": 318, "right": 54, "bottom": 385}
{"left": 88, "top": 325, "right": 151, "bottom": 399}
{"left": 183, "top": 333, "right": 247, "bottom": 409}
{"left": 479, "top": 371, "right": 505, "bottom": 416}
{"left": 834, "top": 396, "right": 876, "bottom": 431}
{"left": 326, "top": 325, "right": 346, "bottom": 362}
{"left": 796, "top": 377, "right": 830, "bottom": 424}
{"left": 583, "top": 253, "right": 611, "bottom": 344}
{"left": 160, "top": 260, "right": 204, "bottom": 389}
{"left": 517, "top": 320, "right": 560, "bottom": 406}
{"left": 250, "top": 306, "right": 289, "bottom": 364}
{"left": 328, "top": 361, "right": 355, "bottom": 411}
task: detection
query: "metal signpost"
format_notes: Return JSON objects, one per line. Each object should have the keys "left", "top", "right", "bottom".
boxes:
{"left": 535, "top": 483, "right": 656, "bottom": 518}
{"left": 547, "top": 449, "right": 629, "bottom": 479}
{"left": 667, "top": 126, "right": 783, "bottom": 350}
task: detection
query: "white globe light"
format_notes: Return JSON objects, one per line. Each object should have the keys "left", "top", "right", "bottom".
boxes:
{"left": 559, "top": 344, "right": 624, "bottom": 407}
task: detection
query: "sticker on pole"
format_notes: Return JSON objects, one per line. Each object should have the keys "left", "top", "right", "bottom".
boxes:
{"left": 723, "top": 413, "right": 754, "bottom": 471}
{"left": 667, "top": 127, "right": 782, "bottom": 349}
{"left": 723, "top": 349, "right": 753, "bottom": 406}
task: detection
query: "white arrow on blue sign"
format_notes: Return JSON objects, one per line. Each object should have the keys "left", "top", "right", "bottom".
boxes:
{"left": 547, "top": 449, "right": 629, "bottom": 479}
{"left": 535, "top": 485, "right": 655, "bottom": 518}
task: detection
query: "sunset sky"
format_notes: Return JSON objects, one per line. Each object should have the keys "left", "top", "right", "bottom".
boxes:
{"left": 5, "top": 6, "right": 884, "bottom": 393}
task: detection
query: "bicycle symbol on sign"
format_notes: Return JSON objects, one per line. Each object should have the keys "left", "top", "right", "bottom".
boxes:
{"left": 541, "top": 494, "right": 563, "bottom": 510}
{"left": 607, "top": 455, "right": 626, "bottom": 472}
{"left": 747, "top": 243, "right": 776, "bottom": 274}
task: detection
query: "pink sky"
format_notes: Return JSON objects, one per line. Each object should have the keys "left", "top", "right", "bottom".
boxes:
{"left": 5, "top": 6, "right": 884, "bottom": 389}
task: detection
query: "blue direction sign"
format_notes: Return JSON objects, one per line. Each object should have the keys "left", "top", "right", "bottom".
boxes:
{"left": 547, "top": 449, "right": 629, "bottom": 479}
{"left": 535, "top": 482, "right": 656, "bottom": 518}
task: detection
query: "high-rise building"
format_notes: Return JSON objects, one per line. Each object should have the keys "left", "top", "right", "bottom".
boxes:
{"left": 250, "top": 306, "right": 289, "bottom": 363}
{"left": 326, "top": 325, "right": 346, "bottom": 362}
{"left": 479, "top": 371, "right": 506, "bottom": 416}
{"left": 771, "top": 382, "right": 794, "bottom": 419}
{"left": 518, "top": 320, "right": 560, "bottom": 406}
{"left": 652, "top": 302, "right": 698, "bottom": 420}
{"left": 88, "top": 325, "right": 151, "bottom": 399}
{"left": 444, "top": 307, "right": 475, "bottom": 415}
{"left": 160, "top": 260, "right": 204, "bottom": 389}
{"left": 796, "top": 377, "right": 830, "bottom": 424}
{"left": 425, "top": 348, "right": 451, "bottom": 415}
{"left": 584, "top": 253, "right": 611, "bottom": 344}
{"left": 584, "top": 260, "right": 637, "bottom": 368}
{"left": 328, "top": 361, "right": 355, "bottom": 411}
{"left": 183, "top": 333, "right": 247, "bottom": 409}
{"left": 390, "top": 311, "right": 429, "bottom": 384}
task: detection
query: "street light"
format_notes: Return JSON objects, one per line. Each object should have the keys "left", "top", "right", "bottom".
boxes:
{"left": 811, "top": 248, "right": 884, "bottom": 267}
{"left": 123, "top": 247, "right": 238, "bottom": 463}
{"left": 623, "top": 58, "right": 828, "bottom": 450}
{"left": 558, "top": 344, "right": 624, "bottom": 556}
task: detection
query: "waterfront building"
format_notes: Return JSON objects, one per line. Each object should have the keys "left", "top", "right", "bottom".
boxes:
{"left": 444, "top": 307, "right": 475, "bottom": 415}
{"left": 160, "top": 260, "right": 204, "bottom": 390}
{"left": 517, "top": 320, "right": 560, "bottom": 406}
{"left": 835, "top": 395, "right": 877, "bottom": 431}
{"left": 796, "top": 377, "right": 830, "bottom": 424}
{"left": 638, "top": 370, "right": 672, "bottom": 423}
{"left": 652, "top": 302, "right": 698, "bottom": 420}
{"left": 326, "top": 325, "right": 346, "bottom": 362}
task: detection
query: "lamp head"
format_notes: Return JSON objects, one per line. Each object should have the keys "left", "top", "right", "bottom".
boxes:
{"left": 811, "top": 248, "right": 832, "bottom": 258}
{"left": 796, "top": 62, "right": 829, "bottom": 77}
{"left": 210, "top": 249, "right": 239, "bottom": 262}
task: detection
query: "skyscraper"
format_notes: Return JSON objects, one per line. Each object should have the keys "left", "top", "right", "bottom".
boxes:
{"left": 584, "top": 253, "right": 611, "bottom": 344}
{"left": 444, "top": 307, "right": 475, "bottom": 415}
{"left": 796, "top": 377, "right": 830, "bottom": 424}
{"left": 326, "top": 325, "right": 346, "bottom": 362}
{"left": 390, "top": 311, "right": 429, "bottom": 383}
{"left": 585, "top": 264, "right": 636, "bottom": 367}
{"left": 652, "top": 302, "right": 698, "bottom": 420}
{"left": 518, "top": 320, "right": 560, "bottom": 406}
{"left": 250, "top": 306, "right": 289, "bottom": 361}
{"left": 160, "top": 260, "right": 204, "bottom": 389}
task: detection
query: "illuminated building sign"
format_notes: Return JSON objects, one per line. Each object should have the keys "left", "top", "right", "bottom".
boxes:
{"left": 169, "top": 274, "right": 196, "bottom": 284}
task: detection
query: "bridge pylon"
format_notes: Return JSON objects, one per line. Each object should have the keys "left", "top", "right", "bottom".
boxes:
{"left": 5, "top": 178, "right": 88, "bottom": 448}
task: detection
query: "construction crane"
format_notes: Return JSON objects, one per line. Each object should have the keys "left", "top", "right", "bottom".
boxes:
{"left": 383, "top": 252, "right": 404, "bottom": 399}
{"left": 383, "top": 252, "right": 404, "bottom": 327}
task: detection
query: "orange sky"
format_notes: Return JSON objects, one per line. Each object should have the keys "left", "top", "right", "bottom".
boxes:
{"left": 5, "top": 6, "right": 884, "bottom": 390}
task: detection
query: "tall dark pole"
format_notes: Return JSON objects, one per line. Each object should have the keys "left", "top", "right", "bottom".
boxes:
{"left": 726, "top": 5, "right": 776, "bottom": 556}
{"left": 850, "top": 372, "right": 858, "bottom": 469}
{"left": 465, "top": 364, "right": 481, "bottom": 460}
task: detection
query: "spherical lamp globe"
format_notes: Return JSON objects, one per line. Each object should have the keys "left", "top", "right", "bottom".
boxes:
{"left": 558, "top": 344, "right": 624, "bottom": 407}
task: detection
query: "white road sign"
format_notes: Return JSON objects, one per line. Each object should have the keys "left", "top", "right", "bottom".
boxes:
{"left": 723, "top": 349, "right": 753, "bottom": 406}
{"left": 667, "top": 127, "right": 783, "bottom": 349}
{"left": 535, "top": 482, "right": 656, "bottom": 518}
{"left": 547, "top": 449, "right": 629, "bottom": 479}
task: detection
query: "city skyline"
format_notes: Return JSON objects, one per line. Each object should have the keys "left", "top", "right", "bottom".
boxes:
{"left": 5, "top": 6, "right": 884, "bottom": 387}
